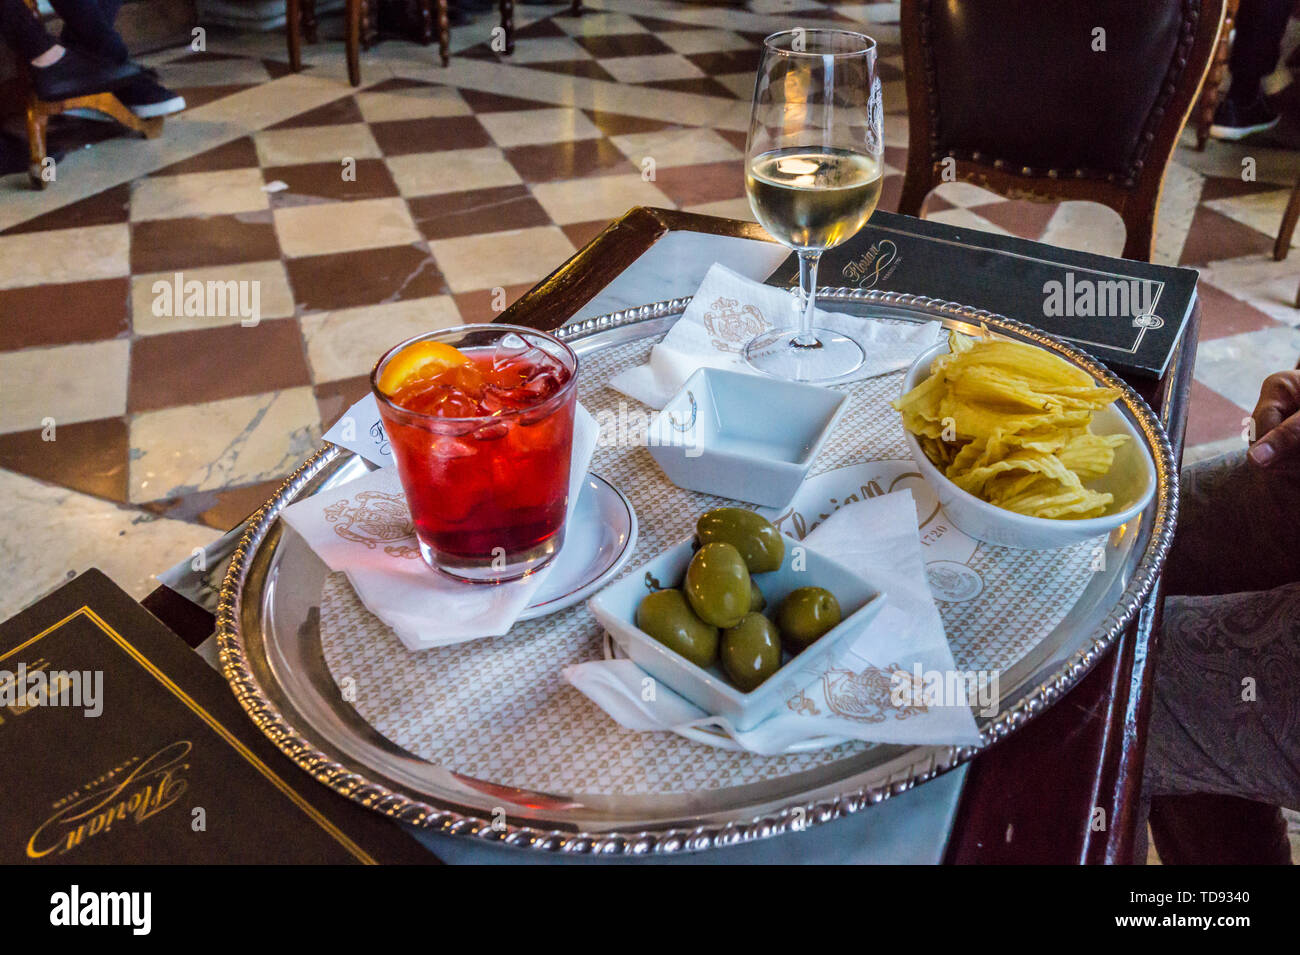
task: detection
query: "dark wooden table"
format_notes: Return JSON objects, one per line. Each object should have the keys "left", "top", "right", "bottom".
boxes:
{"left": 146, "top": 206, "right": 1196, "bottom": 864}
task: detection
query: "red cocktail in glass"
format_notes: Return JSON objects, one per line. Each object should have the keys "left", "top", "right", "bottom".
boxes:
{"left": 371, "top": 324, "right": 578, "bottom": 582}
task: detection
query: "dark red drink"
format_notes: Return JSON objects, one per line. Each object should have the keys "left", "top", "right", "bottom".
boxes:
{"left": 372, "top": 325, "right": 578, "bottom": 583}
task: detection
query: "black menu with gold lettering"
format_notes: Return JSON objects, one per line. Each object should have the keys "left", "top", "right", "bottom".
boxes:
{"left": 0, "top": 570, "right": 435, "bottom": 864}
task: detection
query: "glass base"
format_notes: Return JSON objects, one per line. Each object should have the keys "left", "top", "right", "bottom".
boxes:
{"left": 744, "top": 327, "right": 865, "bottom": 383}
{"left": 419, "top": 530, "right": 563, "bottom": 584}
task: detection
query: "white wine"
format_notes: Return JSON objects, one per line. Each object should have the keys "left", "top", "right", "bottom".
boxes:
{"left": 746, "top": 147, "right": 883, "bottom": 250}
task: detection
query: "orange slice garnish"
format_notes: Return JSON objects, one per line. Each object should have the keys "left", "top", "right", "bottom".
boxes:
{"left": 377, "top": 341, "right": 471, "bottom": 396}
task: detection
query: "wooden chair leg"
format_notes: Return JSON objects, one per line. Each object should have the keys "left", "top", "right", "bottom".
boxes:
{"left": 416, "top": 0, "right": 433, "bottom": 44}
{"left": 1274, "top": 177, "right": 1300, "bottom": 261}
{"left": 437, "top": 0, "right": 450, "bottom": 67}
{"left": 346, "top": 0, "right": 362, "bottom": 86}
{"left": 286, "top": 0, "right": 302, "bottom": 72}
{"left": 303, "top": 0, "right": 319, "bottom": 44}
{"left": 570, "top": 0, "right": 581, "bottom": 13}
{"left": 362, "top": 0, "right": 378, "bottom": 49}
{"left": 896, "top": 161, "right": 933, "bottom": 219}
{"left": 1120, "top": 211, "right": 1155, "bottom": 263}
{"left": 25, "top": 104, "right": 48, "bottom": 190}
{"left": 500, "top": 0, "right": 514, "bottom": 56}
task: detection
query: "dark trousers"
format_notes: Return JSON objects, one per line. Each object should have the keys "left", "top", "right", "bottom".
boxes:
{"left": 0, "top": 0, "right": 126, "bottom": 64}
{"left": 1228, "top": 0, "right": 1296, "bottom": 103}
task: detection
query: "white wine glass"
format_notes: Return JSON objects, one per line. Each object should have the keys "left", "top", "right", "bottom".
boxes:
{"left": 744, "top": 29, "right": 884, "bottom": 382}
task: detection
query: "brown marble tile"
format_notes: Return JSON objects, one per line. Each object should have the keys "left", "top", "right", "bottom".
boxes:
{"left": 516, "top": 17, "right": 567, "bottom": 39}
{"left": 560, "top": 219, "right": 611, "bottom": 250}
{"left": 650, "top": 159, "right": 745, "bottom": 207}
{"left": 262, "top": 58, "right": 296, "bottom": 79}
{"left": 172, "top": 83, "right": 257, "bottom": 110}
{"left": 1178, "top": 207, "right": 1275, "bottom": 266}
{"left": 314, "top": 374, "right": 372, "bottom": 430}
{"left": 971, "top": 198, "right": 1060, "bottom": 241}
{"left": 141, "top": 477, "right": 286, "bottom": 530}
{"left": 129, "top": 212, "right": 280, "bottom": 273}
{"left": 364, "top": 77, "right": 440, "bottom": 93}
{"left": 263, "top": 158, "right": 400, "bottom": 204}
{"left": 685, "top": 48, "right": 762, "bottom": 76}
{"left": 1196, "top": 281, "right": 1287, "bottom": 340}
{"left": 1198, "top": 175, "right": 1287, "bottom": 202}
{"left": 0, "top": 416, "right": 128, "bottom": 503}
{"left": 128, "top": 319, "right": 312, "bottom": 412}
{"left": 877, "top": 173, "right": 903, "bottom": 213}
{"left": 583, "top": 109, "right": 676, "bottom": 136}
{"left": 1, "top": 184, "right": 130, "bottom": 235}
{"left": 921, "top": 192, "right": 957, "bottom": 214}
{"left": 456, "top": 89, "right": 556, "bottom": 113}
{"left": 150, "top": 137, "right": 260, "bottom": 177}
{"left": 576, "top": 33, "right": 673, "bottom": 58}
{"left": 640, "top": 76, "right": 739, "bottom": 99}
{"left": 634, "top": 16, "right": 711, "bottom": 32}
{"left": 268, "top": 95, "right": 365, "bottom": 129}
{"left": 370, "top": 115, "right": 492, "bottom": 156}
{"left": 714, "top": 127, "right": 748, "bottom": 152}
{"left": 453, "top": 282, "right": 537, "bottom": 324}
{"left": 877, "top": 59, "right": 905, "bottom": 82}
{"left": 407, "top": 184, "right": 552, "bottom": 240}
{"left": 522, "top": 59, "right": 619, "bottom": 83}
{"left": 1186, "top": 380, "right": 1250, "bottom": 447}
{"left": 0, "top": 278, "right": 129, "bottom": 351}
{"left": 286, "top": 244, "right": 447, "bottom": 312}
{"left": 168, "top": 50, "right": 246, "bottom": 64}
{"left": 504, "top": 137, "right": 629, "bottom": 183}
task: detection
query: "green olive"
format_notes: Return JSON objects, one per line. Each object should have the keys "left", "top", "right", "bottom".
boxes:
{"left": 721, "top": 613, "right": 782, "bottom": 692}
{"left": 635, "top": 589, "right": 718, "bottom": 669}
{"left": 696, "top": 508, "right": 785, "bottom": 574}
{"left": 748, "top": 576, "right": 766, "bottom": 613}
{"left": 776, "top": 587, "right": 842, "bottom": 653}
{"left": 684, "top": 542, "right": 752, "bottom": 629}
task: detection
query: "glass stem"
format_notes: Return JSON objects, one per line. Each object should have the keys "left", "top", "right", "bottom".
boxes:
{"left": 793, "top": 249, "right": 822, "bottom": 349}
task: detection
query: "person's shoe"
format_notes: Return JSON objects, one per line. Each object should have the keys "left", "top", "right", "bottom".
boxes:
{"left": 30, "top": 48, "right": 141, "bottom": 101}
{"left": 115, "top": 72, "right": 187, "bottom": 118}
{"left": 1210, "top": 92, "right": 1280, "bottom": 141}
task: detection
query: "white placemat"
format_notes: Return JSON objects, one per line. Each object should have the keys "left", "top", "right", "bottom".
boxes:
{"left": 317, "top": 334, "right": 1100, "bottom": 796}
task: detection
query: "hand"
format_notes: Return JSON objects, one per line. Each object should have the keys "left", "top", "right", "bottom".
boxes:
{"left": 1248, "top": 370, "right": 1300, "bottom": 467}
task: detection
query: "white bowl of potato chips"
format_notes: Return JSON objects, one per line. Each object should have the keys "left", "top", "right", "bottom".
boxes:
{"left": 895, "top": 331, "right": 1157, "bottom": 550}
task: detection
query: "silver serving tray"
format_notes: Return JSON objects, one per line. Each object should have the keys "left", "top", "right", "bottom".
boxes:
{"left": 215, "top": 289, "right": 1177, "bottom": 855}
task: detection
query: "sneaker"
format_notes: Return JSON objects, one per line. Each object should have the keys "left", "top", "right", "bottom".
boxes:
{"left": 115, "top": 72, "right": 186, "bottom": 118}
{"left": 30, "top": 48, "right": 141, "bottom": 101}
{"left": 1210, "top": 92, "right": 1280, "bottom": 141}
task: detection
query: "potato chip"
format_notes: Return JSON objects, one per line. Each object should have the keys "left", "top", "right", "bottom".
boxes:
{"left": 892, "top": 331, "right": 1129, "bottom": 521}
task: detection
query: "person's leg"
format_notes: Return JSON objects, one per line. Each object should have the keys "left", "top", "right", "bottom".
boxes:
{"left": 1227, "top": 0, "right": 1295, "bottom": 105}
{"left": 1162, "top": 450, "right": 1300, "bottom": 598}
{"left": 49, "top": 0, "right": 128, "bottom": 64}
{"left": 0, "top": 0, "right": 57, "bottom": 61}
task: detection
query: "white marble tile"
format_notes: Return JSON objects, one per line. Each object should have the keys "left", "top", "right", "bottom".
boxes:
{"left": 253, "top": 123, "right": 383, "bottom": 166}
{"left": 0, "top": 340, "right": 129, "bottom": 434}
{"left": 713, "top": 71, "right": 756, "bottom": 100}
{"left": 1174, "top": 137, "right": 1300, "bottom": 188}
{"left": 301, "top": 296, "right": 462, "bottom": 383}
{"left": 552, "top": 11, "right": 648, "bottom": 36}
{"left": 128, "top": 388, "right": 322, "bottom": 503}
{"left": 1197, "top": 254, "right": 1300, "bottom": 328}
{"left": 130, "top": 167, "right": 270, "bottom": 220}
{"left": 0, "top": 468, "right": 216, "bottom": 622}
{"left": 499, "top": 37, "right": 593, "bottom": 63}
{"left": 1153, "top": 161, "right": 1205, "bottom": 266}
{"left": 386, "top": 147, "right": 523, "bottom": 197}
{"left": 479, "top": 108, "right": 602, "bottom": 148}
{"left": 611, "top": 127, "right": 740, "bottom": 168}
{"left": 1204, "top": 188, "right": 1296, "bottom": 248}
{"left": 1038, "top": 200, "right": 1126, "bottom": 257}
{"left": 0, "top": 224, "right": 129, "bottom": 291}
{"left": 682, "top": 197, "right": 758, "bottom": 221}
{"left": 601, "top": 54, "right": 706, "bottom": 84}
{"left": 531, "top": 173, "right": 672, "bottom": 224}
{"left": 931, "top": 181, "right": 1005, "bottom": 209}
{"left": 273, "top": 197, "right": 422, "bottom": 257}
{"left": 1194, "top": 326, "right": 1300, "bottom": 409}
{"left": 924, "top": 206, "right": 1014, "bottom": 236}
{"left": 130, "top": 261, "right": 296, "bottom": 335}
{"left": 658, "top": 30, "right": 754, "bottom": 54}
{"left": 156, "top": 57, "right": 272, "bottom": 88}
{"left": 355, "top": 86, "right": 471, "bottom": 122}
{"left": 429, "top": 225, "right": 575, "bottom": 293}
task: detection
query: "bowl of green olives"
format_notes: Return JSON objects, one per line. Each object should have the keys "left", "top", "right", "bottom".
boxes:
{"left": 588, "top": 508, "right": 885, "bottom": 731}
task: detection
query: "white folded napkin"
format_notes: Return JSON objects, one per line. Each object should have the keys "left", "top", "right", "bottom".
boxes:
{"left": 281, "top": 404, "right": 598, "bottom": 651}
{"left": 608, "top": 262, "right": 942, "bottom": 409}
{"left": 565, "top": 490, "right": 983, "bottom": 754}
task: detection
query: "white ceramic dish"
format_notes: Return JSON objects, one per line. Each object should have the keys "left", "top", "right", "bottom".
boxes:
{"left": 647, "top": 367, "right": 848, "bottom": 507}
{"left": 899, "top": 339, "right": 1157, "bottom": 550}
{"left": 588, "top": 535, "right": 884, "bottom": 732}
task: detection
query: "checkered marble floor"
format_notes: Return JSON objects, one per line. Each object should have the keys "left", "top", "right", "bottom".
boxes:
{"left": 3, "top": 0, "right": 1300, "bottom": 620}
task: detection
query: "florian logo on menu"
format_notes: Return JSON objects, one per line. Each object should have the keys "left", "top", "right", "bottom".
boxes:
{"left": 27, "top": 740, "right": 192, "bottom": 860}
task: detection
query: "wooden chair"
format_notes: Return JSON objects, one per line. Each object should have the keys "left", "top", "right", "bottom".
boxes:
{"left": 1194, "top": 0, "right": 1239, "bottom": 150}
{"left": 499, "top": 0, "right": 582, "bottom": 56}
{"left": 898, "top": 0, "right": 1228, "bottom": 262}
{"left": 18, "top": 0, "right": 162, "bottom": 189}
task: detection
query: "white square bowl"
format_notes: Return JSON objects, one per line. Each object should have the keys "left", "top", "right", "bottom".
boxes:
{"left": 900, "top": 339, "right": 1158, "bottom": 550}
{"left": 588, "top": 535, "right": 884, "bottom": 731}
{"left": 647, "top": 367, "right": 848, "bottom": 507}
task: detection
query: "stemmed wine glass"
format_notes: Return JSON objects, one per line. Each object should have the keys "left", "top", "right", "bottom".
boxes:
{"left": 743, "top": 29, "right": 884, "bottom": 382}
